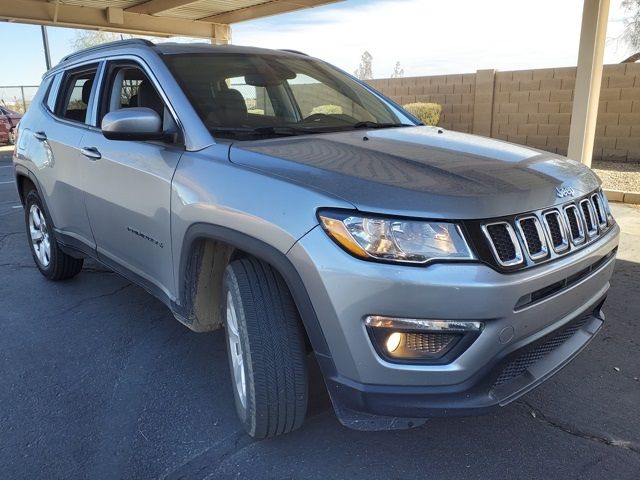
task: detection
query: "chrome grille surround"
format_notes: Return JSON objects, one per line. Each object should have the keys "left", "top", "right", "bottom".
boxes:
{"left": 478, "top": 189, "right": 614, "bottom": 270}
{"left": 481, "top": 222, "right": 524, "bottom": 267}
{"left": 541, "top": 210, "right": 569, "bottom": 253}
{"left": 591, "top": 193, "right": 607, "bottom": 229}
{"left": 515, "top": 215, "right": 549, "bottom": 260}
{"left": 580, "top": 199, "right": 598, "bottom": 238}
{"left": 563, "top": 204, "right": 586, "bottom": 245}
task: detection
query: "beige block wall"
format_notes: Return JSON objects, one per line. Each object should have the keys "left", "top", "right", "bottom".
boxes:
{"left": 366, "top": 63, "right": 640, "bottom": 163}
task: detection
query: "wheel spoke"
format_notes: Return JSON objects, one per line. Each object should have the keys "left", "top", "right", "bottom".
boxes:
{"left": 28, "top": 204, "right": 50, "bottom": 267}
{"left": 31, "top": 210, "right": 41, "bottom": 228}
{"left": 30, "top": 226, "right": 43, "bottom": 242}
{"left": 226, "top": 291, "right": 247, "bottom": 408}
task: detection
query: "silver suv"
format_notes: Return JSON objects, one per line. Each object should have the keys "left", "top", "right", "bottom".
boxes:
{"left": 13, "top": 40, "right": 620, "bottom": 438}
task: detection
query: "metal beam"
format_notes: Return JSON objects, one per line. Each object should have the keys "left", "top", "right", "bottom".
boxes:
{"left": 126, "top": 0, "right": 201, "bottom": 16}
{"left": 0, "top": 0, "right": 230, "bottom": 41}
{"left": 568, "top": 0, "right": 610, "bottom": 167}
{"left": 199, "top": 0, "right": 342, "bottom": 24}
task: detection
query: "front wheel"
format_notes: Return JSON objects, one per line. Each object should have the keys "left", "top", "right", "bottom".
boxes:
{"left": 24, "top": 189, "right": 83, "bottom": 280}
{"left": 223, "top": 257, "right": 308, "bottom": 438}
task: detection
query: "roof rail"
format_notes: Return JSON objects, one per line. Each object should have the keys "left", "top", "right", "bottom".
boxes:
{"left": 61, "top": 39, "right": 155, "bottom": 63}
{"left": 280, "top": 49, "right": 309, "bottom": 56}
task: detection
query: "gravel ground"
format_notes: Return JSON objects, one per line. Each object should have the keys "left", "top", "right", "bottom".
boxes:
{"left": 592, "top": 161, "right": 640, "bottom": 193}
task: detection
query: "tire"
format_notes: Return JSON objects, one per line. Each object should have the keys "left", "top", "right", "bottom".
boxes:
{"left": 24, "top": 189, "right": 83, "bottom": 280}
{"left": 8, "top": 128, "right": 16, "bottom": 145}
{"left": 223, "top": 257, "right": 308, "bottom": 438}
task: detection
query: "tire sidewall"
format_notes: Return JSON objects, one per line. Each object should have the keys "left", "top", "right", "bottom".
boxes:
{"left": 223, "top": 269, "right": 258, "bottom": 436}
{"left": 25, "top": 190, "right": 57, "bottom": 277}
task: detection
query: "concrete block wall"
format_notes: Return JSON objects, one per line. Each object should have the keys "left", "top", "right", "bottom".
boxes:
{"left": 367, "top": 74, "right": 476, "bottom": 133}
{"left": 366, "top": 63, "right": 640, "bottom": 163}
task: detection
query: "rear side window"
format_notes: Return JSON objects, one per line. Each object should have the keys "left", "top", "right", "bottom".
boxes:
{"left": 56, "top": 67, "right": 98, "bottom": 124}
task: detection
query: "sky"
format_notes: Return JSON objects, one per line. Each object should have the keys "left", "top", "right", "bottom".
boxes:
{"left": 0, "top": 0, "right": 635, "bottom": 87}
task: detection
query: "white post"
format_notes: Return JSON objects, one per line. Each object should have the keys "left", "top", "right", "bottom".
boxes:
{"left": 568, "top": 0, "right": 610, "bottom": 167}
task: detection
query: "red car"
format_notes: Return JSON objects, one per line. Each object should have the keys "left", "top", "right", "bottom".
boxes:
{"left": 0, "top": 106, "right": 22, "bottom": 145}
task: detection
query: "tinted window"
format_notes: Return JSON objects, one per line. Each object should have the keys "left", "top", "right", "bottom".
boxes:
{"left": 163, "top": 53, "right": 416, "bottom": 140}
{"left": 57, "top": 67, "right": 98, "bottom": 124}
{"left": 99, "top": 63, "right": 179, "bottom": 142}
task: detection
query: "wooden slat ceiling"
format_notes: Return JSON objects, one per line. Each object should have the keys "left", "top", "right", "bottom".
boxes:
{"left": 0, "top": 0, "right": 342, "bottom": 40}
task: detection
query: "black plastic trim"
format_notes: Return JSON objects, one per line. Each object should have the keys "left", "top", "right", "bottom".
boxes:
{"left": 179, "top": 223, "right": 333, "bottom": 358}
{"left": 326, "top": 296, "right": 606, "bottom": 419}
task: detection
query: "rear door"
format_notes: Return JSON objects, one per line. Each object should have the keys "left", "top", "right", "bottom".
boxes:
{"left": 81, "top": 60, "right": 184, "bottom": 299}
{"left": 33, "top": 65, "right": 100, "bottom": 251}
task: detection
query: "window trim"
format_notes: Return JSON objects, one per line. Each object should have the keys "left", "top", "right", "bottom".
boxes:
{"left": 54, "top": 63, "right": 101, "bottom": 126}
{"left": 43, "top": 73, "right": 63, "bottom": 113}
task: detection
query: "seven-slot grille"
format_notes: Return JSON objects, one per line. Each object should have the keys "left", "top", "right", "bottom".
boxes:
{"left": 480, "top": 189, "right": 612, "bottom": 269}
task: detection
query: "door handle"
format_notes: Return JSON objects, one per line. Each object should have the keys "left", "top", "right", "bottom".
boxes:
{"left": 33, "top": 131, "right": 47, "bottom": 142}
{"left": 80, "top": 146, "right": 101, "bottom": 160}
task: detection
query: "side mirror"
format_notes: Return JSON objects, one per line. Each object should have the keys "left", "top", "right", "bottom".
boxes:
{"left": 102, "top": 107, "right": 162, "bottom": 141}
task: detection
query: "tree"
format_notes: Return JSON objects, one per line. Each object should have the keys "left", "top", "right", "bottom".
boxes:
{"left": 70, "top": 30, "right": 135, "bottom": 51}
{"left": 354, "top": 51, "right": 373, "bottom": 80}
{"left": 391, "top": 61, "right": 404, "bottom": 78}
{"left": 622, "top": 0, "right": 640, "bottom": 61}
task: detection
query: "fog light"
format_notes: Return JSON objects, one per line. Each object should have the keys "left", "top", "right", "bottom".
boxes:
{"left": 365, "top": 315, "right": 483, "bottom": 364}
{"left": 385, "top": 332, "right": 403, "bottom": 353}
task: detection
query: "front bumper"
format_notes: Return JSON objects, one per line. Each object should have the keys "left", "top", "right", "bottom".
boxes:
{"left": 287, "top": 223, "right": 619, "bottom": 426}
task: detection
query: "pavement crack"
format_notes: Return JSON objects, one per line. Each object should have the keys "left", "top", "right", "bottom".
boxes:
{"left": 518, "top": 400, "right": 640, "bottom": 455}
{"left": 54, "top": 283, "right": 134, "bottom": 316}
{"left": 0, "top": 262, "right": 35, "bottom": 269}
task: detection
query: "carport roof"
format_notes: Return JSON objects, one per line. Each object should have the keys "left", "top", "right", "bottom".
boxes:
{"left": 0, "top": 0, "right": 342, "bottom": 42}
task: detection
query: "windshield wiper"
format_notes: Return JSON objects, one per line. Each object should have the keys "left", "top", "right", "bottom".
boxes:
{"left": 209, "top": 126, "right": 317, "bottom": 139}
{"left": 350, "top": 121, "right": 414, "bottom": 129}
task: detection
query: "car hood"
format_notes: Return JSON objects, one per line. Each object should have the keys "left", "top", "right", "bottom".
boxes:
{"left": 228, "top": 126, "right": 600, "bottom": 219}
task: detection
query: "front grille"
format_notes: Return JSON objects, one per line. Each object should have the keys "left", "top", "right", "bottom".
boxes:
{"left": 404, "top": 332, "right": 457, "bottom": 353}
{"left": 482, "top": 222, "right": 522, "bottom": 266}
{"left": 542, "top": 210, "right": 569, "bottom": 252}
{"left": 492, "top": 314, "right": 591, "bottom": 387}
{"left": 580, "top": 199, "right": 598, "bottom": 237}
{"left": 591, "top": 194, "right": 607, "bottom": 228}
{"left": 475, "top": 189, "right": 613, "bottom": 271}
{"left": 516, "top": 216, "right": 547, "bottom": 260}
{"left": 564, "top": 204, "right": 585, "bottom": 244}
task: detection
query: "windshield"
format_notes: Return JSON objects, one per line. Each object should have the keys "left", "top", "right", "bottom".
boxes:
{"left": 163, "top": 52, "right": 418, "bottom": 140}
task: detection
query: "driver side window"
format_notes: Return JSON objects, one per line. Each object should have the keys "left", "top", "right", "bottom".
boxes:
{"left": 100, "top": 63, "right": 179, "bottom": 141}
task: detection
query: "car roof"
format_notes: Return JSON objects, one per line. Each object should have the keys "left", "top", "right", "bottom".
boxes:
{"left": 50, "top": 39, "right": 309, "bottom": 76}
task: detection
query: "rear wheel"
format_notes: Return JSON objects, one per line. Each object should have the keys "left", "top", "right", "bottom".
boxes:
{"left": 8, "top": 128, "right": 16, "bottom": 145}
{"left": 24, "top": 189, "right": 83, "bottom": 280}
{"left": 223, "top": 257, "right": 308, "bottom": 438}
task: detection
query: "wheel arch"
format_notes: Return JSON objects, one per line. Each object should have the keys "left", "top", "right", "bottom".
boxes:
{"left": 15, "top": 167, "right": 37, "bottom": 206}
{"left": 177, "top": 223, "right": 331, "bottom": 358}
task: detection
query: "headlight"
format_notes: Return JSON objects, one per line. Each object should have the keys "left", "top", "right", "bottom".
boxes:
{"left": 318, "top": 210, "right": 474, "bottom": 264}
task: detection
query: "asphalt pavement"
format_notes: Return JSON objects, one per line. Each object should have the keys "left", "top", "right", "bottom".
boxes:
{"left": 1, "top": 145, "right": 639, "bottom": 479}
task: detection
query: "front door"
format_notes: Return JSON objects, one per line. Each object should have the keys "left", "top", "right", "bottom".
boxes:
{"left": 82, "top": 62, "right": 183, "bottom": 300}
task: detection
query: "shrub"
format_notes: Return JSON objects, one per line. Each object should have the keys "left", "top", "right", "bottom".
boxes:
{"left": 402, "top": 102, "right": 442, "bottom": 126}
{"left": 310, "top": 104, "right": 343, "bottom": 115}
